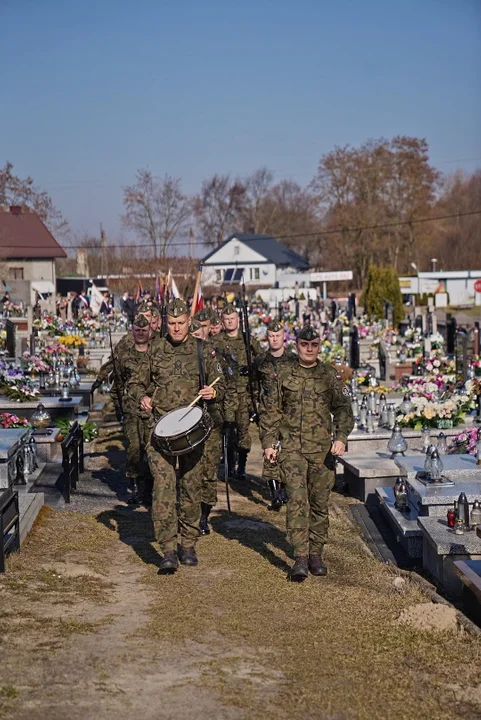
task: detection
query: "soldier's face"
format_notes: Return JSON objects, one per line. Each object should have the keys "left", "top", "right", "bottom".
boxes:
{"left": 167, "top": 313, "right": 189, "bottom": 342}
{"left": 297, "top": 339, "right": 320, "bottom": 365}
{"left": 267, "top": 330, "right": 284, "bottom": 351}
{"left": 210, "top": 323, "right": 222, "bottom": 336}
{"left": 132, "top": 324, "right": 151, "bottom": 344}
{"left": 222, "top": 312, "right": 239, "bottom": 332}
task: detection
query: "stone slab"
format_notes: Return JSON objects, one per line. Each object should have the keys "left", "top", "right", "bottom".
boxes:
{"left": 407, "top": 478, "right": 481, "bottom": 507}
{"left": 453, "top": 559, "right": 481, "bottom": 603}
{"left": 418, "top": 516, "right": 481, "bottom": 554}
{"left": 396, "top": 454, "right": 480, "bottom": 483}
{"left": 33, "top": 428, "right": 62, "bottom": 463}
{"left": 18, "top": 491, "right": 44, "bottom": 544}
{"left": 0, "top": 429, "right": 30, "bottom": 460}
{"left": 346, "top": 425, "right": 464, "bottom": 455}
{"left": 376, "top": 486, "right": 423, "bottom": 558}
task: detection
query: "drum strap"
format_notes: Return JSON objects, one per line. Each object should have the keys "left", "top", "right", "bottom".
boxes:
{"left": 196, "top": 338, "right": 206, "bottom": 391}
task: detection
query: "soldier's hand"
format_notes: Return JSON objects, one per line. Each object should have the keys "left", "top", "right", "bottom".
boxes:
{"left": 331, "top": 440, "right": 346, "bottom": 456}
{"left": 264, "top": 447, "right": 277, "bottom": 463}
{"left": 140, "top": 396, "right": 153, "bottom": 413}
{"left": 199, "top": 384, "right": 216, "bottom": 400}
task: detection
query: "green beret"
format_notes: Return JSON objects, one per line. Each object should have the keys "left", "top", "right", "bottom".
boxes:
{"left": 133, "top": 314, "right": 150, "bottom": 328}
{"left": 297, "top": 325, "right": 319, "bottom": 341}
{"left": 267, "top": 320, "right": 283, "bottom": 333}
{"left": 221, "top": 303, "right": 238, "bottom": 315}
{"left": 189, "top": 318, "right": 202, "bottom": 332}
{"left": 211, "top": 314, "right": 221, "bottom": 326}
{"left": 194, "top": 309, "right": 210, "bottom": 322}
{"left": 166, "top": 298, "right": 188, "bottom": 317}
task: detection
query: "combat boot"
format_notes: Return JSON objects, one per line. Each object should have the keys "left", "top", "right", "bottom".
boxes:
{"left": 309, "top": 554, "right": 328, "bottom": 576}
{"left": 126, "top": 479, "right": 141, "bottom": 505}
{"left": 178, "top": 546, "right": 199, "bottom": 566}
{"left": 267, "top": 480, "right": 282, "bottom": 511}
{"left": 279, "top": 484, "right": 289, "bottom": 504}
{"left": 199, "top": 503, "right": 212, "bottom": 535}
{"left": 158, "top": 550, "right": 179, "bottom": 574}
{"left": 290, "top": 556, "right": 309, "bottom": 582}
{"left": 236, "top": 448, "right": 248, "bottom": 480}
{"left": 226, "top": 447, "right": 237, "bottom": 478}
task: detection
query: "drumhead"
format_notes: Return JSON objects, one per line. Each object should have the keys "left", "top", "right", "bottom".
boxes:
{"left": 154, "top": 406, "right": 203, "bottom": 437}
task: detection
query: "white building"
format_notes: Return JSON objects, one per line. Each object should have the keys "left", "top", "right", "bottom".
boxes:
{"left": 201, "top": 233, "right": 309, "bottom": 287}
{"left": 399, "top": 270, "right": 481, "bottom": 307}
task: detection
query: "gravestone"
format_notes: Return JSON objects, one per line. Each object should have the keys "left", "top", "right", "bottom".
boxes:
{"left": 474, "top": 322, "right": 480, "bottom": 358}
{"left": 336, "top": 320, "right": 343, "bottom": 346}
{"left": 378, "top": 342, "right": 386, "bottom": 381}
{"left": 349, "top": 325, "right": 360, "bottom": 369}
{"left": 5, "top": 320, "right": 15, "bottom": 358}
{"left": 384, "top": 301, "right": 394, "bottom": 327}
{"left": 447, "top": 315, "right": 457, "bottom": 354}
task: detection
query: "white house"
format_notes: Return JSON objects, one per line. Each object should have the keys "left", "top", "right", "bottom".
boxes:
{"left": 201, "top": 233, "right": 309, "bottom": 287}
{"left": 399, "top": 270, "right": 481, "bottom": 307}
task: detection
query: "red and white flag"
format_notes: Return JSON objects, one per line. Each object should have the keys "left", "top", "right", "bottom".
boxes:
{"left": 191, "top": 280, "right": 204, "bottom": 315}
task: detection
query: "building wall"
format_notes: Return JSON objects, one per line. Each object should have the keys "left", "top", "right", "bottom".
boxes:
{"left": 3, "top": 259, "right": 56, "bottom": 283}
{"left": 202, "top": 262, "right": 276, "bottom": 287}
{"left": 399, "top": 271, "right": 481, "bottom": 306}
{"left": 205, "top": 238, "right": 267, "bottom": 264}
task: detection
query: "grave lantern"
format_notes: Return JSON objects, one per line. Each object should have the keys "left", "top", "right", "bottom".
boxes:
{"left": 387, "top": 423, "right": 408, "bottom": 457}
{"left": 399, "top": 394, "right": 413, "bottom": 416}
{"left": 30, "top": 403, "right": 51, "bottom": 429}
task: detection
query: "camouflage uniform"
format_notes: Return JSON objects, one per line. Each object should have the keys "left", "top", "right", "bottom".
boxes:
{"left": 259, "top": 335, "right": 353, "bottom": 558}
{"left": 128, "top": 306, "right": 226, "bottom": 553}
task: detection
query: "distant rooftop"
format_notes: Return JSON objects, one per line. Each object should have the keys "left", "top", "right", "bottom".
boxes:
{"left": 202, "top": 232, "right": 309, "bottom": 271}
{"left": 0, "top": 206, "right": 67, "bottom": 259}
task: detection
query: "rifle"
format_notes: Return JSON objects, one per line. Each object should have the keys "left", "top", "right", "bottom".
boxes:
{"left": 222, "top": 430, "right": 231, "bottom": 515}
{"left": 240, "top": 276, "right": 259, "bottom": 424}
{"left": 109, "top": 330, "right": 124, "bottom": 421}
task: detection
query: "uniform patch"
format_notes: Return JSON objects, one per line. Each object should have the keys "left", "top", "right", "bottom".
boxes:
{"left": 342, "top": 386, "right": 350, "bottom": 397}
{"left": 174, "top": 359, "right": 182, "bottom": 375}
{"left": 217, "top": 363, "right": 223, "bottom": 374}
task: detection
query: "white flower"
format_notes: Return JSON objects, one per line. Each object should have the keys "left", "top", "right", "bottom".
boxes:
{"left": 433, "top": 359, "right": 441, "bottom": 368}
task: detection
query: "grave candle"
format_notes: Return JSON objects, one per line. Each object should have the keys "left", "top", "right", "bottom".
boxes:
{"left": 437, "top": 432, "right": 447, "bottom": 455}
{"left": 421, "top": 425, "right": 431, "bottom": 451}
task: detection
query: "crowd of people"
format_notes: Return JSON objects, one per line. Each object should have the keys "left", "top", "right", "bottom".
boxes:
{"left": 93, "top": 294, "right": 354, "bottom": 581}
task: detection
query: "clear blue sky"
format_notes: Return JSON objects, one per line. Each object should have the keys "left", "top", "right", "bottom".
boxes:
{"left": 1, "top": 0, "right": 480, "bottom": 245}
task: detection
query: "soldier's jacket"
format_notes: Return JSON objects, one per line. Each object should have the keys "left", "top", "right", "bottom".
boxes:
{"left": 110, "top": 336, "right": 159, "bottom": 419}
{"left": 213, "top": 332, "right": 262, "bottom": 423}
{"left": 95, "top": 333, "right": 133, "bottom": 386}
{"left": 259, "top": 358, "right": 354, "bottom": 453}
{"left": 128, "top": 335, "right": 228, "bottom": 420}
{"left": 254, "top": 345, "right": 297, "bottom": 393}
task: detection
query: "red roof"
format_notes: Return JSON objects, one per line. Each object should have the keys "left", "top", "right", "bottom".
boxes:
{"left": 0, "top": 209, "right": 67, "bottom": 259}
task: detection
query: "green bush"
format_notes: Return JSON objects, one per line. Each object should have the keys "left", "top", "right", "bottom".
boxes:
{"left": 363, "top": 264, "right": 404, "bottom": 327}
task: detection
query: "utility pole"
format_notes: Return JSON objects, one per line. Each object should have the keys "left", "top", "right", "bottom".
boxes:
{"left": 188, "top": 226, "right": 195, "bottom": 258}
{"left": 100, "top": 224, "right": 107, "bottom": 278}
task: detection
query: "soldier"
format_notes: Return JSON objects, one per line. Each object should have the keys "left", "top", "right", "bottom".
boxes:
{"left": 128, "top": 298, "right": 226, "bottom": 573}
{"left": 255, "top": 319, "right": 296, "bottom": 510}
{"left": 110, "top": 313, "right": 157, "bottom": 505}
{"left": 209, "top": 311, "right": 222, "bottom": 337}
{"left": 215, "top": 303, "right": 262, "bottom": 480}
{"left": 260, "top": 325, "right": 354, "bottom": 581}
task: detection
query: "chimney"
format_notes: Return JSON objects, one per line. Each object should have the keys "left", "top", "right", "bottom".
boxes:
{"left": 10, "top": 206, "right": 22, "bottom": 215}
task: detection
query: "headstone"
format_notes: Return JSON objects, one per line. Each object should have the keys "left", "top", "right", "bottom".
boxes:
{"left": 336, "top": 320, "right": 343, "bottom": 346}
{"left": 431, "top": 313, "right": 437, "bottom": 336}
{"left": 349, "top": 325, "right": 360, "bottom": 369}
{"left": 447, "top": 315, "right": 457, "bottom": 354}
{"left": 455, "top": 330, "right": 468, "bottom": 383}
{"left": 378, "top": 342, "right": 386, "bottom": 381}
{"left": 415, "top": 315, "right": 423, "bottom": 332}
{"left": 474, "top": 321, "right": 480, "bottom": 357}
{"left": 5, "top": 320, "right": 15, "bottom": 358}
{"left": 427, "top": 309, "right": 433, "bottom": 337}
{"left": 384, "top": 301, "right": 394, "bottom": 327}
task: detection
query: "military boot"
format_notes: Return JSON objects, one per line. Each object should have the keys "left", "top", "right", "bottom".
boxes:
{"left": 227, "top": 447, "right": 237, "bottom": 478}
{"left": 178, "top": 546, "right": 199, "bottom": 567}
{"left": 199, "top": 503, "right": 212, "bottom": 535}
{"left": 279, "top": 484, "right": 289, "bottom": 504}
{"left": 236, "top": 448, "right": 248, "bottom": 480}
{"left": 267, "top": 480, "right": 282, "bottom": 511}
{"left": 290, "top": 556, "right": 309, "bottom": 582}
{"left": 126, "top": 479, "right": 141, "bottom": 505}
{"left": 309, "top": 554, "right": 328, "bottom": 576}
{"left": 158, "top": 550, "right": 179, "bottom": 574}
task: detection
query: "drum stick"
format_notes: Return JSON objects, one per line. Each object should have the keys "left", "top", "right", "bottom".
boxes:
{"left": 180, "top": 376, "right": 221, "bottom": 418}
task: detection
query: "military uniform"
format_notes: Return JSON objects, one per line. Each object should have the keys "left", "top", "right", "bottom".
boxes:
{"left": 214, "top": 304, "right": 262, "bottom": 478}
{"left": 259, "top": 325, "right": 354, "bottom": 576}
{"left": 255, "top": 321, "right": 297, "bottom": 509}
{"left": 128, "top": 299, "right": 227, "bottom": 568}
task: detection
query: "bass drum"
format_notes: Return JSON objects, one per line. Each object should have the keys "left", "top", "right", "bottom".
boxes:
{"left": 152, "top": 404, "right": 213, "bottom": 456}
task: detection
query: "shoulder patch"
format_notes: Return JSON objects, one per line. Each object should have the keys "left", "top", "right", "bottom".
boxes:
{"left": 342, "top": 386, "right": 350, "bottom": 397}
{"left": 217, "top": 362, "right": 223, "bottom": 374}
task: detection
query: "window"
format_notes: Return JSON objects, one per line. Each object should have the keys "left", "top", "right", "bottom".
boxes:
{"left": 215, "top": 269, "right": 222, "bottom": 283}
{"left": 254, "top": 268, "right": 260, "bottom": 280}
{"left": 233, "top": 245, "right": 240, "bottom": 256}
{"left": 224, "top": 268, "right": 234, "bottom": 282}
{"left": 8, "top": 267, "right": 24, "bottom": 280}
{"left": 232, "top": 268, "right": 244, "bottom": 283}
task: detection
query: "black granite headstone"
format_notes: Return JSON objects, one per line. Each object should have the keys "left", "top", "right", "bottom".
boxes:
{"left": 447, "top": 316, "right": 457, "bottom": 354}
{"left": 5, "top": 320, "right": 15, "bottom": 358}
{"left": 455, "top": 330, "right": 468, "bottom": 383}
{"left": 349, "top": 325, "right": 360, "bottom": 369}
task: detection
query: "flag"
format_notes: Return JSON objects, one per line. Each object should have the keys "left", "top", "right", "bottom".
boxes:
{"left": 135, "top": 278, "right": 143, "bottom": 302}
{"left": 191, "top": 278, "right": 204, "bottom": 315}
{"left": 167, "top": 269, "right": 181, "bottom": 299}
{"left": 155, "top": 275, "right": 163, "bottom": 304}
{"left": 90, "top": 284, "right": 104, "bottom": 317}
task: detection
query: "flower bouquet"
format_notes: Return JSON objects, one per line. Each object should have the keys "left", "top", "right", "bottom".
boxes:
{"left": 0, "top": 412, "right": 31, "bottom": 429}
{"left": 448, "top": 427, "right": 481, "bottom": 455}
{"left": 397, "top": 396, "right": 466, "bottom": 430}
{"left": 0, "top": 379, "right": 40, "bottom": 402}
{"left": 21, "top": 352, "right": 50, "bottom": 374}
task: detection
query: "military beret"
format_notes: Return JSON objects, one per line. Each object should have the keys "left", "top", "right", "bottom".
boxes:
{"left": 211, "top": 314, "right": 221, "bottom": 326}
{"left": 194, "top": 309, "right": 210, "bottom": 322}
{"left": 189, "top": 318, "right": 202, "bottom": 332}
{"left": 266, "top": 319, "right": 283, "bottom": 333}
{"left": 221, "top": 303, "right": 238, "bottom": 315}
{"left": 297, "top": 325, "right": 320, "bottom": 341}
{"left": 166, "top": 298, "right": 188, "bottom": 317}
{"left": 133, "top": 314, "right": 150, "bottom": 328}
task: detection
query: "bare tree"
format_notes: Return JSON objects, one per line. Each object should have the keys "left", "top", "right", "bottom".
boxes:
{"left": 122, "top": 170, "right": 192, "bottom": 259}
{"left": 193, "top": 174, "right": 246, "bottom": 246}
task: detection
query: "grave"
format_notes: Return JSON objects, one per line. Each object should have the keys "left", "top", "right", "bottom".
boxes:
{"left": 338, "top": 454, "right": 401, "bottom": 503}
{"left": 38, "top": 382, "right": 97, "bottom": 408}
{"left": 0, "top": 428, "right": 33, "bottom": 489}
{"left": 0, "top": 396, "right": 83, "bottom": 423}
{"left": 346, "top": 424, "right": 462, "bottom": 455}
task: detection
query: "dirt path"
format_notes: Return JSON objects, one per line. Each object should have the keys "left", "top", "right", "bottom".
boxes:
{"left": 1, "top": 429, "right": 481, "bottom": 720}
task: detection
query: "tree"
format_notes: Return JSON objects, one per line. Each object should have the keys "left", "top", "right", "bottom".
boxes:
{"left": 362, "top": 264, "right": 404, "bottom": 326}
{"left": 193, "top": 174, "right": 246, "bottom": 246}
{"left": 0, "top": 161, "right": 69, "bottom": 237}
{"left": 122, "top": 170, "right": 192, "bottom": 259}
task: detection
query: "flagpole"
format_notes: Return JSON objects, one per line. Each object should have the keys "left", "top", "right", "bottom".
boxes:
{"left": 190, "top": 266, "right": 202, "bottom": 318}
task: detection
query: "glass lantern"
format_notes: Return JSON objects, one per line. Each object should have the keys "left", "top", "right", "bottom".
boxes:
{"left": 30, "top": 403, "right": 52, "bottom": 430}
{"left": 421, "top": 425, "right": 431, "bottom": 451}
{"left": 387, "top": 423, "right": 408, "bottom": 457}
{"left": 437, "top": 432, "right": 447, "bottom": 455}
{"left": 399, "top": 394, "right": 413, "bottom": 416}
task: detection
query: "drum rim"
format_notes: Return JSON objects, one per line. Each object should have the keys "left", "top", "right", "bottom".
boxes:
{"left": 153, "top": 405, "right": 204, "bottom": 439}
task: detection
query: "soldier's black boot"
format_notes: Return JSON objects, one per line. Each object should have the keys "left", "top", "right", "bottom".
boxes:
{"left": 227, "top": 448, "right": 236, "bottom": 479}
{"left": 267, "top": 480, "right": 282, "bottom": 511}
{"left": 236, "top": 449, "right": 248, "bottom": 480}
{"left": 279, "top": 483, "right": 288, "bottom": 504}
{"left": 178, "top": 546, "right": 199, "bottom": 567}
{"left": 290, "top": 556, "right": 309, "bottom": 582}
{"left": 199, "top": 503, "right": 212, "bottom": 535}
{"left": 158, "top": 550, "right": 179, "bottom": 574}
{"left": 309, "top": 553, "right": 328, "bottom": 576}
{"left": 126, "top": 479, "right": 141, "bottom": 505}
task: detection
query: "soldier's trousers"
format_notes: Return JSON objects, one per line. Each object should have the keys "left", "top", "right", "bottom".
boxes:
{"left": 199, "top": 427, "right": 222, "bottom": 505}
{"left": 146, "top": 442, "right": 203, "bottom": 553}
{"left": 235, "top": 389, "right": 251, "bottom": 451}
{"left": 262, "top": 457, "right": 280, "bottom": 482}
{"left": 124, "top": 414, "right": 152, "bottom": 485}
{"left": 279, "top": 450, "right": 335, "bottom": 557}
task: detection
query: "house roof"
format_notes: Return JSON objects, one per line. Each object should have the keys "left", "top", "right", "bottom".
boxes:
{"left": 0, "top": 210, "right": 67, "bottom": 259}
{"left": 202, "top": 233, "right": 309, "bottom": 270}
